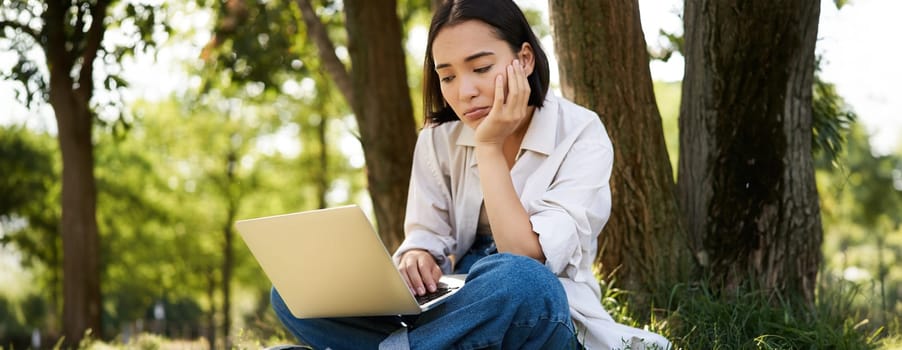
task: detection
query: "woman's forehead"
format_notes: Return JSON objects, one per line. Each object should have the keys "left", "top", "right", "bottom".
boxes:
{"left": 432, "top": 21, "right": 508, "bottom": 65}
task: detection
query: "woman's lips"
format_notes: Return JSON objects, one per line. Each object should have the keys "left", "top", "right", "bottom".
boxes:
{"left": 463, "top": 107, "right": 490, "bottom": 120}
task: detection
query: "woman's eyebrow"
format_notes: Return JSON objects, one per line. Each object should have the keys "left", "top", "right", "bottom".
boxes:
{"left": 435, "top": 51, "right": 495, "bottom": 70}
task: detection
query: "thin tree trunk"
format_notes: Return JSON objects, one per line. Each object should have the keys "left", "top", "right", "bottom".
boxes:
{"left": 221, "top": 151, "right": 238, "bottom": 348}
{"left": 49, "top": 238, "right": 61, "bottom": 339}
{"left": 221, "top": 221, "right": 233, "bottom": 348}
{"left": 206, "top": 271, "right": 217, "bottom": 348}
{"left": 344, "top": 0, "right": 417, "bottom": 251}
{"left": 52, "top": 89, "right": 103, "bottom": 346}
{"left": 548, "top": 0, "right": 688, "bottom": 310}
{"left": 317, "top": 115, "right": 328, "bottom": 209}
{"left": 44, "top": 0, "right": 108, "bottom": 343}
{"left": 297, "top": 0, "right": 417, "bottom": 251}
{"left": 679, "top": 0, "right": 823, "bottom": 303}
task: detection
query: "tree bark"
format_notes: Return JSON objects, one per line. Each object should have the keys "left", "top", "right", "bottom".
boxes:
{"left": 43, "top": 0, "right": 108, "bottom": 345}
{"left": 221, "top": 149, "right": 239, "bottom": 348}
{"left": 53, "top": 99, "right": 102, "bottom": 345}
{"left": 548, "top": 0, "right": 689, "bottom": 309}
{"left": 313, "top": 0, "right": 416, "bottom": 251}
{"left": 678, "top": 0, "right": 823, "bottom": 303}
{"left": 317, "top": 115, "right": 329, "bottom": 209}
{"left": 295, "top": 0, "right": 355, "bottom": 107}
{"left": 296, "top": 0, "right": 415, "bottom": 250}
{"left": 205, "top": 271, "right": 217, "bottom": 347}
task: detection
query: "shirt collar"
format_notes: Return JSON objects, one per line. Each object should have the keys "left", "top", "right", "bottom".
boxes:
{"left": 455, "top": 95, "right": 559, "bottom": 157}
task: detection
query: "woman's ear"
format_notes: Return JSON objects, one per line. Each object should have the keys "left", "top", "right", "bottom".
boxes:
{"left": 518, "top": 42, "right": 536, "bottom": 76}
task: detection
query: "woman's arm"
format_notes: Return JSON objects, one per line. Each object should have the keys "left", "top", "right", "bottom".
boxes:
{"left": 393, "top": 127, "right": 456, "bottom": 296}
{"left": 476, "top": 145, "right": 545, "bottom": 261}
{"left": 474, "top": 60, "right": 545, "bottom": 261}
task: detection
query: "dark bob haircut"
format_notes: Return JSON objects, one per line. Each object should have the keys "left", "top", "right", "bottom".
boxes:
{"left": 423, "top": 0, "right": 551, "bottom": 125}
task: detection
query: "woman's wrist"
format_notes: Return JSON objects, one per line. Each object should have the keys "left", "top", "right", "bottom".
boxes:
{"left": 474, "top": 143, "right": 506, "bottom": 160}
{"left": 474, "top": 141, "right": 505, "bottom": 150}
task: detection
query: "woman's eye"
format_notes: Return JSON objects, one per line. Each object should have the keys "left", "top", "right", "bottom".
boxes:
{"left": 440, "top": 75, "right": 455, "bottom": 83}
{"left": 474, "top": 65, "right": 493, "bottom": 73}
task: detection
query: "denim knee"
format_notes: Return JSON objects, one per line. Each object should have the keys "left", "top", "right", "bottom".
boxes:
{"left": 469, "top": 253, "right": 570, "bottom": 319}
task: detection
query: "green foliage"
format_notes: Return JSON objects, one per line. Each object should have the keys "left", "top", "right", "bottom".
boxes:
{"left": 812, "top": 72, "right": 857, "bottom": 169}
{"left": 0, "top": 127, "right": 55, "bottom": 220}
{"left": 0, "top": 291, "right": 49, "bottom": 349}
{"left": 817, "top": 121, "right": 902, "bottom": 338}
{"left": 0, "top": 0, "right": 171, "bottom": 124}
{"left": 205, "top": 0, "right": 305, "bottom": 89}
{"left": 0, "top": 127, "right": 61, "bottom": 320}
{"left": 522, "top": 8, "right": 551, "bottom": 39}
{"left": 653, "top": 81, "right": 682, "bottom": 178}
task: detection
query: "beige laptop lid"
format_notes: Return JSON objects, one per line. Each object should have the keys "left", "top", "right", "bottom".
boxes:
{"left": 235, "top": 205, "right": 423, "bottom": 318}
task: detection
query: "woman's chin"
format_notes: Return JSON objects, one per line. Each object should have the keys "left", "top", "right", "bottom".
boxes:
{"left": 464, "top": 118, "right": 484, "bottom": 130}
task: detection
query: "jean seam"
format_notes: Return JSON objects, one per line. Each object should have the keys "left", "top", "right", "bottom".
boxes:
{"left": 456, "top": 338, "right": 502, "bottom": 350}
{"left": 511, "top": 315, "right": 570, "bottom": 328}
{"left": 455, "top": 318, "right": 575, "bottom": 350}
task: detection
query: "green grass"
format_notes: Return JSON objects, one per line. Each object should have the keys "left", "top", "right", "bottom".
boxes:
{"left": 599, "top": 276, "right": 893, "bottom": 350}
{"left": 8, "top": 293, "right": 894, "bottom": 350}
{"left": 5, "top": 272, "right": 896, "bottom": 350}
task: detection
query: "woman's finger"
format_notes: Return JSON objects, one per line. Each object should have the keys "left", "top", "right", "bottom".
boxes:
{"left": 417, "top": 255, "right": 437, "bottom": 293}
{"left": 506, "top": 64, "right": 518, "bottom": 115}
{"left": 492, "top": 73, "right": 505, "bottom": 113}
{"left": 518, "top": 60, "right": 530, "bottom": 98}
{"left": 400, "top": 254, "right": 426, "bottom": 295}
{"left": 399, "top": 266, "right": 413, "bottom": 294}
{"left": 516, "top": 61, "right": 529, "bottom": 116}
{"left": 431, "top": 264, "right": 443, "bottom": 287}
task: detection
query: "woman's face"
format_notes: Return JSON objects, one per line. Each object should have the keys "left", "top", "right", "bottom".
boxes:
{"left": 432, "top": 20, "right": 534, "bottom": 130}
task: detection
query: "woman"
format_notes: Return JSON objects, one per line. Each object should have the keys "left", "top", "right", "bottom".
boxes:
{"left": 272, "top": 1, "right": 671, "bottom": 348}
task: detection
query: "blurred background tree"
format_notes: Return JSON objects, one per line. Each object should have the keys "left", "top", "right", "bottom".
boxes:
{"left": 0, "top": 0, "right": 170, "bottom": 345}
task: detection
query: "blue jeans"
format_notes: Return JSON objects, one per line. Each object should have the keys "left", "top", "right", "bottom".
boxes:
{"left": 271, "top": 251, "right": 580, "bottom": 349}
{"left": 453, "top": 234, "right": 497, "bottom": 274}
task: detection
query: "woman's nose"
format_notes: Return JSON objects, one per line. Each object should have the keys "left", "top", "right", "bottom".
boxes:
{"left": 457, "top": 76, "right": 479, "bottom": 100}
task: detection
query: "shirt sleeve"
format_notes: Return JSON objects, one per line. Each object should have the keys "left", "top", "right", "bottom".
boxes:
{"left": 392, "top": 127, "right": 456, "bottom": 273}
{"left": 528, "top": 118, "right": 613, "bottom": 278}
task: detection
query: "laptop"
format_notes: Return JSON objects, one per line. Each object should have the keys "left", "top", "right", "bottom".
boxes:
{"left": 235, "top": 205, "right": 465, "bottom": 318}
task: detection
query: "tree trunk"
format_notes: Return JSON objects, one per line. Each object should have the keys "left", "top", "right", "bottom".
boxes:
{"left": 678, "top": 0, "right": 823, "bottom": 303}
{"left": 49, "top": 237, "right": 62, "bottom": 339}
{"left": 221, "top": 221, "right": 233, "bottom": 348}
{"left": 205, "top": 271, "right": 217, "bottom": 347}
{"left": 221, "top": 151, "right": 238, "bottom": 348}
{"left": 317, "top": 115, "right": 328, "bottom": 209}
{"left": 344, "top": 0, "right": 417, "bottom": 251}
{"left": 51, "top": 84, "right": 103, "bottom": 346}
{"left": 43, "top": 0, "right": 107, "bottom": 344}
{"left": 548, "top": 0, "right": 688, "bottom": 309}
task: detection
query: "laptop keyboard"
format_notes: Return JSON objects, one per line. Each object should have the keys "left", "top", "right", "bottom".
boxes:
{"left": 415, "top": 282, "right": 459, "bottom": 305}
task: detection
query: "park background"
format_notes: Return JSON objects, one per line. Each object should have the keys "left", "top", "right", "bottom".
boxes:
{"left": 1, "top": 0, "right": 901, "bottom": 349}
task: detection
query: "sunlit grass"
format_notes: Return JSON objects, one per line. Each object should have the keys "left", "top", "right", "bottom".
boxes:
{"left": 598, "top": 274, "right": 893, "bottom": 350}
{"left": 7, "top": 284, "right": 895, "bottom": 350}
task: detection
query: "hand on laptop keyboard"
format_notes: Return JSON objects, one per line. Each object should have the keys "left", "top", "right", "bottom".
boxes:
{"left": 415, "top": 282, "right": 458, "bottom": 305}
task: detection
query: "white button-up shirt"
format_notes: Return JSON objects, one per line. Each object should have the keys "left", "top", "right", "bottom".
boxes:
{"left": 393, "top": 94, "right": 670, "bottom": 349}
